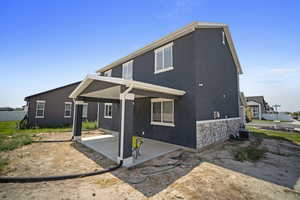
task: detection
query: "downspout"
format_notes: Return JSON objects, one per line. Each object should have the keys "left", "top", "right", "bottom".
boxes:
{"left": 119, "top": 85, "right": 133, "bottom": 161}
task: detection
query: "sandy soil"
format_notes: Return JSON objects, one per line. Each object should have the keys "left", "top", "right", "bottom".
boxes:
{"left": 0, "top": 131, "right": 300, "bottom": 200}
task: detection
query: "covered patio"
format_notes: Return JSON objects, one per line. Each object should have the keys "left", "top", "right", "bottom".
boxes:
{"left": 79, "top": 134, "right": 180, "bottom": 167}
{"left": 69, "top": 74, "right": 185, "bottom": 167}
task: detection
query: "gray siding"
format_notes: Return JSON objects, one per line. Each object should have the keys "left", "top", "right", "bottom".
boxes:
{"left": 194, "top": 29, "right": 239, "bottom": 120}
{"left": 97, "top": 29, "right": 239, "bottom": 149}
{"left": 27, "top": 83, "right": 98, "bottom": 128}
{"left": 99, "top": 33, "right": 197, "bottom": 149}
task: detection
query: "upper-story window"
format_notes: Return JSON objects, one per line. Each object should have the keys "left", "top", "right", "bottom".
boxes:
{"left": 122, "top": 60, "right": 133, "bottom": 80}
{"left": 154, "top": 42, "right": 173, "bottom": 74}
{"left": 36, "top": 100, "right": 45, "bottom": 118}
{"left": 103, "top": 69, "right": 112, "bottom": 77}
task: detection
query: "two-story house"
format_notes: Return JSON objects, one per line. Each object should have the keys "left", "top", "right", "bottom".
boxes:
{"left": 70, "top": 22, "right": 243, "bottom": 166}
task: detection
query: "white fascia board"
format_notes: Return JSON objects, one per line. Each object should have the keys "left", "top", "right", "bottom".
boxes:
{"left": 87, "top": 74, "right": 185, "bottom": 96}
{"left": 70, "top": 74, "right": 186, "bottom": 99}
{"left": 69, "top": 76, "right": 93, "bottom": 99}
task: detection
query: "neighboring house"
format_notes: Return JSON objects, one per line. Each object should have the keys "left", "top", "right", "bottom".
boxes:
{"left": 246, "top": 96, "right": 273, "bottom": 120}
{"left": 239, "top": 92, "right": 247, "bottom": 124}
{"left": 70, "top": 22, "right": 243, "bottom": 165}
{"left": 25, "top": 82, "right": 98, "bottom": 128}
{"left": 0, "top": 107, "right": 14, "bottom": 111}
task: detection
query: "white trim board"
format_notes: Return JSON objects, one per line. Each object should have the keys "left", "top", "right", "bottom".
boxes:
{"left": 69, "top": 74, "right": 186, "bottom": 99}
{"left": 196, "top": 117, "right": 241, "bottom": 124}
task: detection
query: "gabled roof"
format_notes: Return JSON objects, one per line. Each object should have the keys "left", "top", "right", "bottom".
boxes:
{"left": 24, "top": 81, "right": 81, "bottom": 101}
{"left": 246, "top": 96, "right": 265, "bottom": 106}
{"left": 69, "top": 74, "right": 186, "bottom": 99}
{"left": 96, "top": 21, "right": 243, "bottom": 74}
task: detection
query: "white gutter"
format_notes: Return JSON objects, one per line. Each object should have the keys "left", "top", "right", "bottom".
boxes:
{"left": 119, "top": 85, "right": 133, "bottom": 160}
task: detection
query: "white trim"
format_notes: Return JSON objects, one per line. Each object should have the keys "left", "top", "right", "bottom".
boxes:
{"left": 151, "top": 98, "right": 174, "bottom": 126}
{"left": 35, "top": 100, "right": 45, "bottom": 118}
{"left": 222, "top": 31, "right": 225, "bottom": 45}
{"left": 154, "top": 67, "right": 174, "bottom": 74}
{"left": 96, "top": 22, "right": 243, "bottom": 74}
{"left": 69, "top": 74, "right": 186, "bottom": 99}
{"left": 151, "top": 121, "right": 175, "bottom": 127}
{"left": 154, "top": 42, "right": 173, "bottom": 74}
{"left": 104, "top": 103, "right": 112, "bottom": 119}
{"left": 97, "top": 103, "right": 100, "bottom": 128}
{"left": 196, "top": 117, "right": 241, "bottom": 124}
{"left": 119, "top": 86, "right": 133, "bottom": 160}
{"left": 74, "top": 100, "right": 85, "bottom": 105}
{"left": 64, "top": 102, "right": 72, "bottom": 118}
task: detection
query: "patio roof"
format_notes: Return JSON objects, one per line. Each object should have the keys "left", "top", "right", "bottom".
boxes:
{"left": 69, "top": 74, "right": 186, "bottom": 100}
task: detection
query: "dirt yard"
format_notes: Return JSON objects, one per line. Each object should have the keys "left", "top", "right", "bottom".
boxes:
{"left": 1, "top": 131, "right": 300, "bottom": 200}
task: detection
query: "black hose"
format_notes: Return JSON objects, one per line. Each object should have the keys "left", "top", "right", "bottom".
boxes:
{"left": 0, "top": 161, "right": 123, "bottom": 183}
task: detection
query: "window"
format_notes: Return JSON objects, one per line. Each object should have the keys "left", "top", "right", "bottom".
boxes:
{"left": 103, "top": 69, "right": 112, "bottom": 77}
{"left": 154, "top": 43, "right": 173, "bottom": 74}
{"left": 35, "top": 100, "right": 45, "bottom": 118}
{"left": 64, "top": 102, "right": 72, "bottom": 118}
{"left": 104, "top": 103, "right": 112, "bottom": 119}
{"left": 122, "top": 60, "right": 133, "bottom": 80}
{"left": 82, "top": 103, "right": 88, "bottom": 118}
{"left": 151, "top": 99, "right": 174, "bottom": 126}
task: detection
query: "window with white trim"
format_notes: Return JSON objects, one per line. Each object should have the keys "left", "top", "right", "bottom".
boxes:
{"left": 64, "top": 102, "right": 72, "bottom": 118}
{"left": 82, "top": 103, "right": 88, "bottom": 118}
{"left": 122, "top": 60, "right": 133, "bottom": 80}
{"left": 155, "top": 43, "right": 173, "bottom": 74}
{"left": 36, "top": 100, "right": 45, "bottom": 118}
{"left": 151, "top": 99, "right": 174, "bottom": 126}
{"left": 104, "top": 103, "right": 112, "bottom": 119}
{"left": 103, "top": 69, "right": 112, "bottom": 77}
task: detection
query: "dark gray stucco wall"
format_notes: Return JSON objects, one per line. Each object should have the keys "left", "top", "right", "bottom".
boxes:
{"left": 98, "top": 32, "right": 197, "bottom": 149}
{"left": 194, "top": 28, "right": 239, "bottom": 120}
{"left": 27, "top": 83, "right": 98, "bottom": 128}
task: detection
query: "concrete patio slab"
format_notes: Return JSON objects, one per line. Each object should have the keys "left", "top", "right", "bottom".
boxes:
{"left": 79, "top": 135, "right": 180, "bottom": 167}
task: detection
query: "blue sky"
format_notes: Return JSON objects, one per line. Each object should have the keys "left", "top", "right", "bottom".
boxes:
{"left": 0, "top": 0, "right": 299, "bottom": 111}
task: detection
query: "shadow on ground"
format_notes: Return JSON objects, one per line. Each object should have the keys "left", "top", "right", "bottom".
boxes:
{"left": 73, "top": 132, "right": 300, "bottom": 198}
{"left": 72, "top": 142, "right": 201, "bottom": 197}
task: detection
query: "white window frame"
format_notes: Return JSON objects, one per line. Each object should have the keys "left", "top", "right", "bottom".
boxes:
{"left": 122, "top": 60, "right": 133, "bottom": 80}
{"left": 64, "top": 102, "right": 72, "bottom": 118}
{"left": 151, "top": 98, "right": 174, "bottom": 127}
{"left": 82, "top": 103, "right": 88, "bottom": 118}
{"left": 103, "top": 69, "right": 112, "bottom": 77}
{"left": 35, "top": 100, "right": 46, "bottom": 118}
{"left": 104, "top": 103, "right": 112, "bottom": 119}
{"left": 154, "top": 42, "right": 173, "bottom": 74}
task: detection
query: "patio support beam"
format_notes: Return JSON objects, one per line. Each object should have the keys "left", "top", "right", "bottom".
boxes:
{"left": 118, "top": 88, "right": 134, "bottom": 165}
{"left": 72, "top": 100, "right": 84, "bottom": 141}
